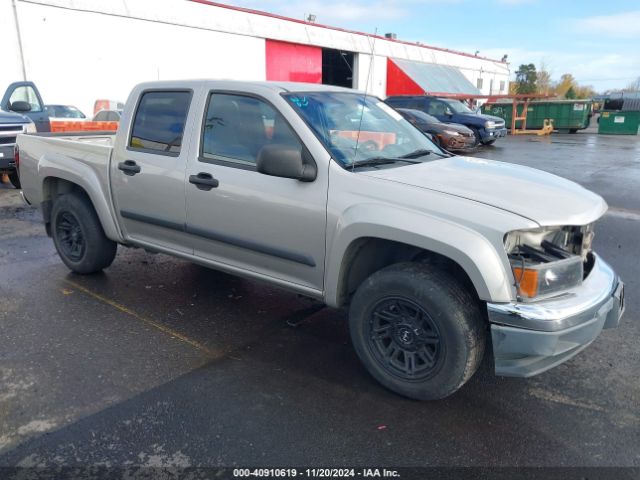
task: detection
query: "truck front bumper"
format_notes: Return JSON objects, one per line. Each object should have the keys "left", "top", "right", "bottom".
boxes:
{"left": 482, "top": 127, "right": 507, "bottom": 141}
{"left": 487, "top": 254, "right": 624, "bottom": 377}
{"left": 0, "top": 145, "right": 16, "bottom": 170}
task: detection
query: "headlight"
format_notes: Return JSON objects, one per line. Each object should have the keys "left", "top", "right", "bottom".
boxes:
{"left": 443, "top": 130, "right": 460, "bottom": 136}
{"left": 505, "top": 227, "right": 591, "bottom": 299}
{"left": 484, "top": 120, "right": 496, "bottom": 129}
{"left": 511, "top": 256, "right": 583, "bottom": 299}
{"left": 24, "top": 122, "right": 37, "bottom": 133}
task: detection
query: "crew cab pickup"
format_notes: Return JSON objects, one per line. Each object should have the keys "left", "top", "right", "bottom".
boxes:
{"left": 17, "top": 80, "right": 625, "bottom": 400}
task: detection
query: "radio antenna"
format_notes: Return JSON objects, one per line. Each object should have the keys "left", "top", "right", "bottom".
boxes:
{"left": 352, "top": 28, "right": 378, "bottom": 170}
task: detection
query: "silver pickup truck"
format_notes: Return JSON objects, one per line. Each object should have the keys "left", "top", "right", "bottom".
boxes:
{"left": 16, "top": 80, "right": 625, "bottom": 400}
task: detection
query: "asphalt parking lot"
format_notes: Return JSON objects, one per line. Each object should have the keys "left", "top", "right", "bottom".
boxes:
{"left": 0, "top": 131, "right": 639, "bottom": 470}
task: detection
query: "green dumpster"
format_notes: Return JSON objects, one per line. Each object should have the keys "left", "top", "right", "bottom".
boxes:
{"left": 482, "top": 100, "right": 593, "bottom": 132}
{"left": 597, "top": 111, "right": 640, "bottom": 135}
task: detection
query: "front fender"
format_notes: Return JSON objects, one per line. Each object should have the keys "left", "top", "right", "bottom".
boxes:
{"left": 324, "top": 204, "right": 515, "bottom": 306}
{"left": 39, "top": 155, "right": 122, "bottom": 242}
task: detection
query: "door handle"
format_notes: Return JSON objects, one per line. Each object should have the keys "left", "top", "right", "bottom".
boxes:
{"left": 118, "top": 160, "right": 141, "bottom": 176}
{"left": 189, "top": 172, "right": 219, "bottom": 191}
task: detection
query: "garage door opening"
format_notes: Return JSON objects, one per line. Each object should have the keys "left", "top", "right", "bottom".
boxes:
{"left": 322, "top": 49, "right": 354, "bottom": 88}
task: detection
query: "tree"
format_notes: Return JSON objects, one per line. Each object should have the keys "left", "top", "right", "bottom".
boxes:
{"left": 515, "top": 64, "right": 537, "bottom": 94}
{"left": 575, "top": 85, "right": 595, "bottom": 99}
{"left": 536, "top": 60, "right": 552, "bottom": 95}
{"left": 624, "top": 76, "right": 640, "bottom": 92}
{"left": 565, "top": 86, "right": 577, "bottom": 99}
{"left": 554, "top": 73, "right": 577, "bottom": 98}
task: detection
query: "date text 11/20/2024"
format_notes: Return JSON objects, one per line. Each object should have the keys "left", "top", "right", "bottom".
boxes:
{"left": 233, "top": 468, "right": 401, "bottom": 478}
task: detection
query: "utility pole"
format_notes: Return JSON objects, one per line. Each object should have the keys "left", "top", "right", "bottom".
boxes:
{"left": 12, "top": 0, "right": 28, "bottom": 81}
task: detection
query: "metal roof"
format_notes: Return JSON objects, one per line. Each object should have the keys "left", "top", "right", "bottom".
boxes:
{"left": 391, "top": 58, "right": 480, "bottom": 96}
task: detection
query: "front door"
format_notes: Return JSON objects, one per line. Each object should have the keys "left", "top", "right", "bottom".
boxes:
{"left": 110, "top": 89, "right": 194, "bottom": 254}
{"left": 185, "top": 92, "right": 327, "bottom": 291}
{"left": 1, "top": 82, "right": 50, "bottom": 132}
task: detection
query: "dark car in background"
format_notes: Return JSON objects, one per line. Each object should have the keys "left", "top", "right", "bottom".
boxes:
{"left": 386, "top": 95, "right": 507, "bottom": 146}
{"left": 397, "top": 108, "right": 475, "bottom": 152}
{"left": 0, "top": 82, "right": 48, "bottom": 189}
{"left": 0, "top": 111, "right": 34, "bottom": 189}
{"left": 1, "top": 81, "right": 50, "bottom": 132}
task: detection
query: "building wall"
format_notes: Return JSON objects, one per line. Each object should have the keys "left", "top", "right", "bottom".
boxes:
{"left": 2, "top": 0, "right": 509, "bottom": 115}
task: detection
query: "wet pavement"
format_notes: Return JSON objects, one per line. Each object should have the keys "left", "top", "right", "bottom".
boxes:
{"left": 0, "top": 132, "right": 638, "bottom": 469}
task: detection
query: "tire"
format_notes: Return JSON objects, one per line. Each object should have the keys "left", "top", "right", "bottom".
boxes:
{"left": 481, "top": 139, "right": 496, "bottom": 146}
{"left": 469, "top": 127, "right": 482, "bottom": 147}
{"left": 51, "top": 192, "right": 117, "bottom": 274}
{"left": 569, "top": 129, "right": 578, "bottom": 134}
{"left": 349, "top": 262, "right": 486, "bottom": 400}
{"left": 8, "top": 171, "right": 20, "bottom": 189}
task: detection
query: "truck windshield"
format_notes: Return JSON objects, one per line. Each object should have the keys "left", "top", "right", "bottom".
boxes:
{"left": 444, "top": 100, "right": 473, "bottom": 114}
{"left": 283, "top": 92, "right": 441, "bottom": 166}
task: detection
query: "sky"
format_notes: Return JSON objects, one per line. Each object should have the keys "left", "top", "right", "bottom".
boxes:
{"left": 218, "top": 0, "right": 640, "bottom": 92}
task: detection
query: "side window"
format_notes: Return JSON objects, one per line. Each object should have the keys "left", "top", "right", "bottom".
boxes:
{"left": 201, "top": 93, "right": 301, "bottom": 166}
{"left": 427, "top": 100, "right": 446, "bottom": 116}
{"left": 10, "top": 86, "right": 42, "bottom": 112}
{"left": 408, "top": 97, "right": 425, "bottom": 110}
{"left": 129, "top": 91, "right": 191, "bottom": 155}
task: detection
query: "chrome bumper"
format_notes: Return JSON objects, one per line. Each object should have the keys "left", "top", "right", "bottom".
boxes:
{"left": 487, "top": 254, "right": 624, "bottom": 377}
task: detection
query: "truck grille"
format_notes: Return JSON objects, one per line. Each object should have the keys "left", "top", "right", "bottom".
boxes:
{"left": 0, "top": 124, "right": 25, "bottom": 147}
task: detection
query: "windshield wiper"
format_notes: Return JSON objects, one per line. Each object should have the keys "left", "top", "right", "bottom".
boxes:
{"left": 400, "top": 148, "right": 451, "bottom": 159}
{"left": 350, "top": 157, "right": 422, "bottom": 169}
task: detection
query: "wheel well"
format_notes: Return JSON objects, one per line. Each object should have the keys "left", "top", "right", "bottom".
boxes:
{"left": 41, "top": 177, "right": 91, "bottom": 236}
{"left": 337, "top": 237, "right": 480, "bottom": 307}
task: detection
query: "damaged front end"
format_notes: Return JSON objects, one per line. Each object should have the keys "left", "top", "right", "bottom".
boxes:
{"left": 504, "top": 224, "right": 595, "bottom": 301}
{"left": 486, "top": 223, "right": 625, "bottom": 378}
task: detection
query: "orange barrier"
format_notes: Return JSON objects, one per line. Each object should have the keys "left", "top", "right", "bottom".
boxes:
{"left": 50, "top": 120, "right": 119, "bottom": 133}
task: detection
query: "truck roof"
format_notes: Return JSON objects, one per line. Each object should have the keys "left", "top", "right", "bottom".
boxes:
{"left": 133, "top": 79, "right": 359, "bottom": 94}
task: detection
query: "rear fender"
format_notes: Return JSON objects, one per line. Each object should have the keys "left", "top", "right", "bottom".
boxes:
{"left": 39, "top": 156, "right": 122, "bottom": 242}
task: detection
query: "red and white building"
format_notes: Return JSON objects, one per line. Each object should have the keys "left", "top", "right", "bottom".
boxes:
{"left": 1, "top": 0, "right": 510, "bottom": 115}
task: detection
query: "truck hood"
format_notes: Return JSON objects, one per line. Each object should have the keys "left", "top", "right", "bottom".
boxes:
{"left": 0, "top": 110, "right": 29, "bottom": 123}
{"left": 362, "top": 156, "right": 607, "bottom": 226}
{"left": 453, "top": 112, "right": 504, "bottom": 125}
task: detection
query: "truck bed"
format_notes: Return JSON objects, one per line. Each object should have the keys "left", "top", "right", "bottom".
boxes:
{"left": 17, "top": 132, "right": 117, "bottom": 230}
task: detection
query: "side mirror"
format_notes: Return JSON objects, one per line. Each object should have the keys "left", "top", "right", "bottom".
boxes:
{"left": 9, "top": 101, "right": 32, "bottom": 113}
{"left": 257, "top": 144, "right": 316, "bottom": 182}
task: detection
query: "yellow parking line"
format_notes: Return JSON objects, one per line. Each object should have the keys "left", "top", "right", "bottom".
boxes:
{"left": 64, "top": 279, "right": 218, "bottom": 358}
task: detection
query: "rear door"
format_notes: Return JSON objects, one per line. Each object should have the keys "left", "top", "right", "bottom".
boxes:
{"left": 184, "top": 91, "right": 328, "bottom": 291}
{"left": 110, "top": 89, "right": 194, "bottom": 253}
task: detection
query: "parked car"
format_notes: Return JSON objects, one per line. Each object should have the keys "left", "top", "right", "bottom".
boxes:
{"left": 92, "top": 109, "right": 122, "bottom": 122}
{"left": 1, "top": 81, "right": 50, "bottom": 132}
{"left": 45, "top": 104, "right": 87, "bottom": 120}
{"left": 396, "top": 108, "right": 475, "bottom": 152}
{"left": 385, "top": 95, "right": 507, "bottom": 146}
{"left": 16, "top": 80, "right": 625, "bottom": 400}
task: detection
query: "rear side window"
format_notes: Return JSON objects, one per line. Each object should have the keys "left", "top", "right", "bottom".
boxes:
{"left": 129, "top": 91, "right": 191, "bottom": 155}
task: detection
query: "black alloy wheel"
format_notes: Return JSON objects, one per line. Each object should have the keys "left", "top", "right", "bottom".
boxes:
{"left": 368, "top": 297, "right": 444, "bottom": 381}
{"left": 55, "top": 211, "right": 86, "bottom": 262}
